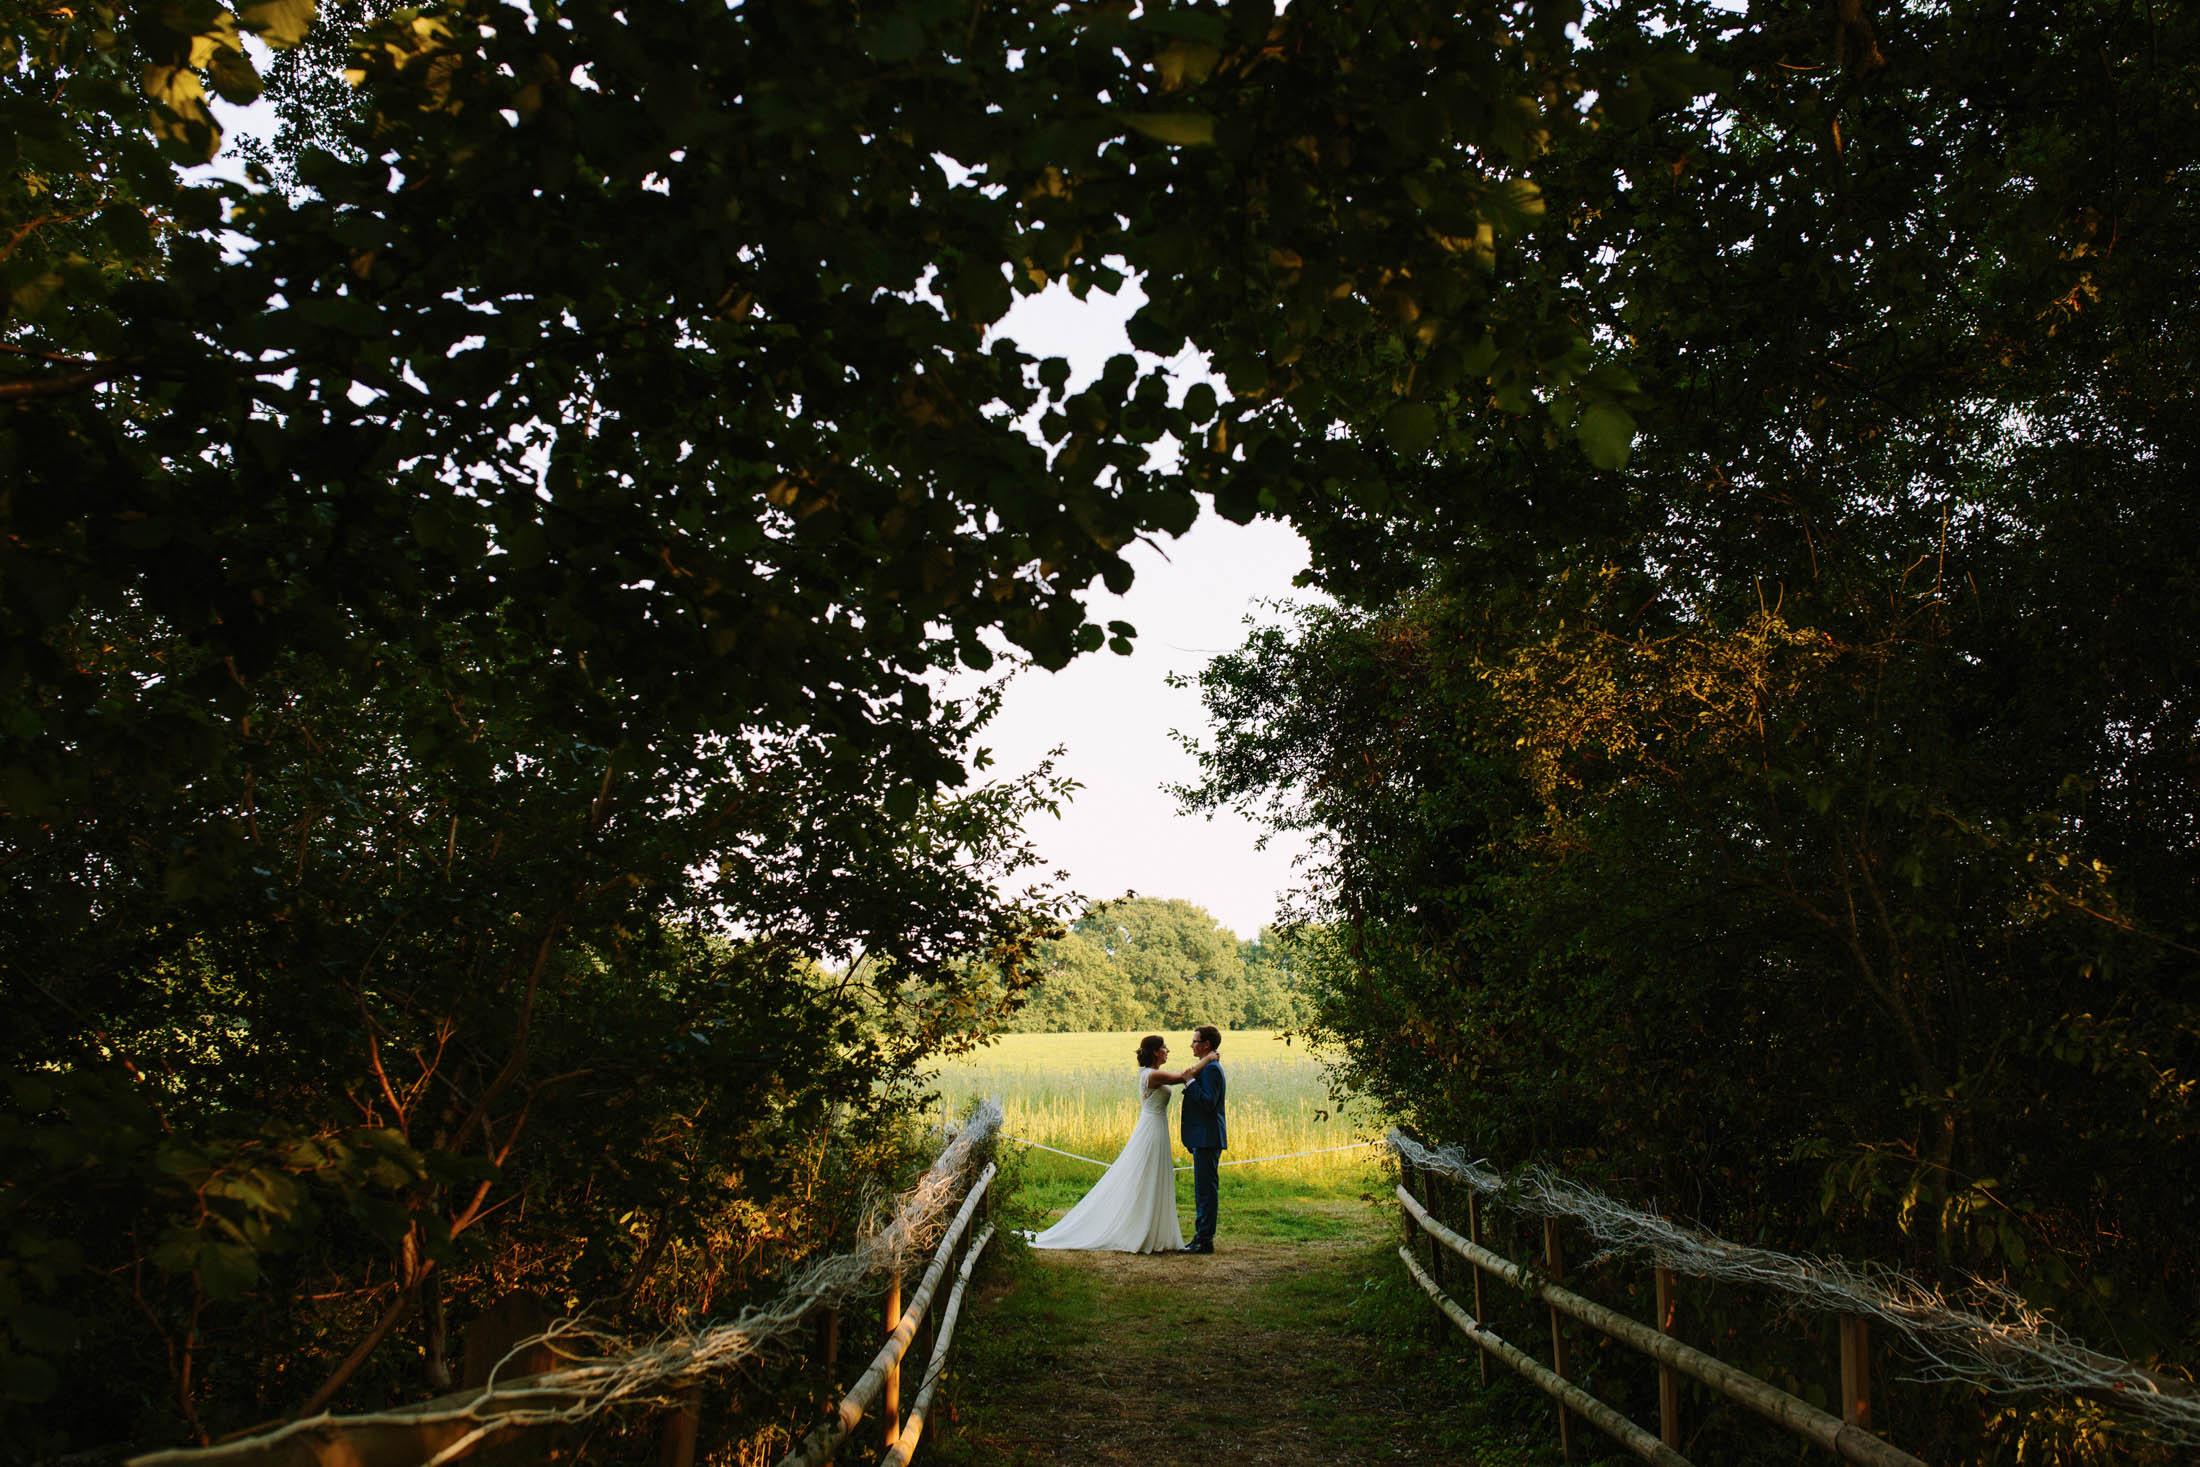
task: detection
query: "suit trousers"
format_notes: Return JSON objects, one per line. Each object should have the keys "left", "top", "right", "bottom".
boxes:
{"left": 1190, "top": 1146, "right": 1220, "bottom": 1245}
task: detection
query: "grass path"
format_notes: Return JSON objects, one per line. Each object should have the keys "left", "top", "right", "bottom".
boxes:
{"left": 927, "top": 1190, "right": 1571, "bottom": 1467}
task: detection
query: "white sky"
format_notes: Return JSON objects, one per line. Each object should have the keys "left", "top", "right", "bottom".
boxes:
{"left": 977, "top": 282, "right": 1322, "bottom": 941}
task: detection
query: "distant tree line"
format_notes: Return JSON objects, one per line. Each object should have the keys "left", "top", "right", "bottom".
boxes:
{"left": 1005, "top": 898, "right": 1311, "bottom": 1033}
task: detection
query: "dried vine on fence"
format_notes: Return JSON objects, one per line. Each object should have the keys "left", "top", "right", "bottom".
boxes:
{"left": 128, "top": 1100, "right": 1005, "bottom": 1467}
{"left": 1389, "top": 1131, "right": 2199, "bottom": 1444}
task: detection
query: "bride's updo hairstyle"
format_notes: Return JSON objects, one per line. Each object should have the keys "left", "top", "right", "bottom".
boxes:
{"left": 1136, "top": 1034, "right": 1166, "bottom": 1067}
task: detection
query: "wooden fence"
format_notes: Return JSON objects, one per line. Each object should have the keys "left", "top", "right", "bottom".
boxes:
{"left": 1395, "top": 1153, "right": 1929, "bottom": 1467}
{"left": 124, "top": 1106, "right": 1005, "bottom": 1467}
{"left": 774, "top": 1161, "right": 997, "bottom": 1467}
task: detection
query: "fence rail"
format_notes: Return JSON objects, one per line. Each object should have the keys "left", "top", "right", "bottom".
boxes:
{"left": 776, "top": 1162, "right": 995, "bottom": 1467}
{"left": 1394, "top": 1145, "right": 1930, "bottom": 1467}
{"left": 882, "top": 1221, "right": 996, "bottom": 1467}
{"left": 1396, "top": 1181, "right": 1924, "bottom": 1467}
{"left": 126, "top": 1103, "right": 1006, "bottom": 1467}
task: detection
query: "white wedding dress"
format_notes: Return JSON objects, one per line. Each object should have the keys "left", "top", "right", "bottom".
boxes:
{"left": 1029, "top": 1067, "right": 1184, "bottom": 1253}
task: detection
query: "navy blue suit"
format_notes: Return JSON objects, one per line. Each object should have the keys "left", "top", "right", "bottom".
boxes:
{"left": 1180, "top": 1058, "right": 1226, "bottom": 1246}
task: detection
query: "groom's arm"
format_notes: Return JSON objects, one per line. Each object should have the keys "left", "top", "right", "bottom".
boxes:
{"left": 1185, "top": 1063, "right": 1222, "bottom": 1104}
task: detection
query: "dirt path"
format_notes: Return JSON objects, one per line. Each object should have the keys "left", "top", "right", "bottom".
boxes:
{"left": 936, "top": 1203, "right": 1520, "bottom": 1467}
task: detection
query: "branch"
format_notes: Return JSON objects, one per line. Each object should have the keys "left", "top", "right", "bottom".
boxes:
{"left": 0, "top": 341, "right": 101, "bottom": 365}
{"left": 0, "top": 360, "right": 141, "bottom": 398}
{"left": 450, "top": 914, "right": 566, "bottom": 1155}
{"left": 2036, "top": 882, "right": 2200, "bottom": 957}
{"left": 290, "top": 1270, "right": 431, "bottom": 1420}
{"left": 358, "top": 992, "right": 407, "bottom": 1133}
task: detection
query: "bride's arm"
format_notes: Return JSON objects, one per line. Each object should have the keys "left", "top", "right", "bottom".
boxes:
{"left": 1148, "top": 1055, "right": 1212, "bottom": 1086}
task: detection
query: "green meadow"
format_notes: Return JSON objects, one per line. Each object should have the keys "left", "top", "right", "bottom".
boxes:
{"left": 927, "top": 1029, "right": 1388, "bottom": 1223}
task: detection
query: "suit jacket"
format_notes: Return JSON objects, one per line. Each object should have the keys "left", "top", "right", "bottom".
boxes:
{"left": 1180, "top": 1058, "right": 1227, "bottom": 1151}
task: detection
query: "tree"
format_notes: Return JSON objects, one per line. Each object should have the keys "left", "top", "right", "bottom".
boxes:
{"left": 1002, "top": 899, "right": 1312, "bottom": 1032}
{"left": 1011, "top": 927, "right": 1153, "bottom": 1033}
{"left": 1237, "top": 925, "right": 1312, "bottom": 1028}
{"left": 8, "top": 0, "right": 1661, "bottom": 1446}
{"left": 1177, "top": 1, "right": 2200, "bottom": 1457}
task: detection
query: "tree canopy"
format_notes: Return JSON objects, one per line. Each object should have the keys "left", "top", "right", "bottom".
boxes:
{"left": 5, "top": 0, "right": 1672, "bottom": 1450}
{"left": 1177, "top": 0, "right": 2200, "bottom": 1457}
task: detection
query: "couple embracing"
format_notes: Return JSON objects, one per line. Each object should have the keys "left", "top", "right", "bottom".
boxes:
{"left": 1030, "top": 1026, "right": 1227, "bottom": 1254}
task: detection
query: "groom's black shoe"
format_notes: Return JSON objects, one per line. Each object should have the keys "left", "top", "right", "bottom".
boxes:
{"left": 1180, "top": 1241, "right": 1214, "bottom": 1254}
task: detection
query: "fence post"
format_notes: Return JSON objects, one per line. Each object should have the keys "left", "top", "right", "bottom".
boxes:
{"left": 883, "top": 1268, "right": 902, "bottom": 1452}
{"left": 1468, "top": 1191, "right": 1489, "bottom": 1389}
{"left": 1545, "top": 1218, "right": 1574, "bottom": 1463}
{"left": 1840, "top": 1316, "right": 1872, "bottom": 1430}
{"left": 1656, "top": 1265, "right": 1681, "bottom": 1450}
{"left": 1427, "top": 1172, "right": 1447, "bottom": 1292}
{"left": 927, "top": 1258, "right": 940, "bottom": 1384}
{"left": 658, "top": 1387, "right": 701, "bottom": 1467}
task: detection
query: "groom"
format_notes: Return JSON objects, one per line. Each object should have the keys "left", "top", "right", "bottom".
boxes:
{"left": 1179, "top": 1024, "right": 1226, "bottom": 1254}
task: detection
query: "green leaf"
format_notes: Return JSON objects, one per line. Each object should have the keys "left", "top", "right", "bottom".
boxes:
{"left": 1382, "top": 403, "right": 1439, "bottom": 458}
{"left": 155, "top": 1141, "right": 210, "bottom": 1181}
{"left": 147, "top": 86, "right": 223, "bottom": 163}
{"left": 141, "top": 61, "right": 202, "bottom": 109}
{"left": 1123, "top": 113, "right": 1216, "bottom": 147}
{"left": 207, "top": 47, "right": 263, "bottom": 105}
{"left": 1575, "top": 401, "right": 1636, "bottom": 469}
{"left": 197, "top": 1243, "right": 260, "bottom": 1301}
{"left": 956, "top": 259, "right": 1012, "bottom": 326}
{"left": 1125, "top": 308, "right": 1186, "bottom": 356}
{"left": 149, "top": 1230, "right": 203, "bottom": 1276}
{"left": 6, "top": 1074, "right": 53, "bottom": 1111}
{"left": 1487, "top": 178, "right": 1547, "bottom": 234}
{"left": 236, "top": 0, "right": 317, "bottom": 49}
{"left": 1153, "top": 41, "right": 1222, "bottom": 90}
{"left": 0, "top": 1350, "right": 60, "bottom": 1404}
{"left": 7, "top": 1304, "right": 79, "bottom": 1353}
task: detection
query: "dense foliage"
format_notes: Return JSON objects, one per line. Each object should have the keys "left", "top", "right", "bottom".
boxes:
{"left": 1178, "top": 0, "right": 2200, "bottom": 1459}
{"left": 3, "top": 0, "right": 1680, "bottom": 1455}
{"left": 1007, "top": 898, "right": 1308, "bottom": 1032}
{"left": 11, "top": 0, "right": 2193, "bottom": 1460}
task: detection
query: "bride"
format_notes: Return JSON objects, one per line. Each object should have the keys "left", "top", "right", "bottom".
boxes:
{"left": 1029, "top": 1034, "right": 1213, "bottom": 1253}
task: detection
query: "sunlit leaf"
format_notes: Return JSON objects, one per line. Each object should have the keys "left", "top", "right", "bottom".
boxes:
{"left": 237, "top": 0, "right": 317, "bottom": 49}
{"left": 207, "top": 47, "right": 262, "bottom": 104}
{"left": 1123, "top": 112, "right": 1216, "bottom": 147}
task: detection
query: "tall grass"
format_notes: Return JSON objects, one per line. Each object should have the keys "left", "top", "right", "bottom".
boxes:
{"left": 927, "top": 1031, "right": 1384, "bottom": 1209}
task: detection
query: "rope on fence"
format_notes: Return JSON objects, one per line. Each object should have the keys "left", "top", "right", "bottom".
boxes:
{"left": 126, "top": 1100, "right": 1006, "bottom": 1467}
{"left": 1389, "top": 1130, "right": 2200, "bottom": 1445}
{"left": 1001, "top": 1134, "right": 1376, "bottom": 1171}
{"left": 773, "top": 1165, "right": 995, "bottom": 1467}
